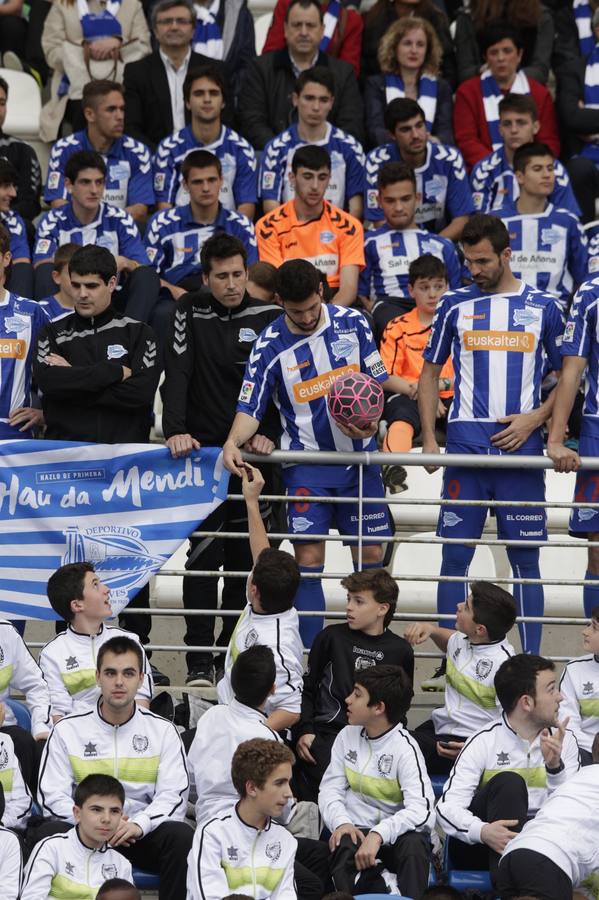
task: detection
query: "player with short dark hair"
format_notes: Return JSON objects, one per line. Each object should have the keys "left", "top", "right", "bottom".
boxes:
{"left": 224, "top": 258, "right": 392, "bottom": 647}
{"left": 420, "top": 213, "right": 565, "bottom": 655}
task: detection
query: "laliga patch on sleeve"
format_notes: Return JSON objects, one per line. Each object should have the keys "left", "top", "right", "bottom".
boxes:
{"left": 146, "top": 246, "right": 158, "bottom": 263}
{"left": 47, "top": 171, "right": 61, "bottom": 190}
{"left": 589, "top": 256, "right": 599, "bottom": 273}
{"left": 262, "top": 171, "right": 276, "bottom": 190}
{"left": 562, "top": 321, "right": 575, "bottom": 343}
{"left": 472, "top": 192, "right": 484, "bottom": 211}
{"left": 239, "top": 379, "right": 255, "bottom": 403}
{"left": 107, "top": 344, "right": 127, "bottom": 360}
{"left": 154, "top": 173, "right": 165, "bottom": 192}
{"left": 367, "top": 189, "right": 378, "bottom": 209}
{"left": 35, "top": 239, "right": 51, "bottom": 256}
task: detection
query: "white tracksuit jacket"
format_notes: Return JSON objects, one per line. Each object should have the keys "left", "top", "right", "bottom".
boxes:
{"left": 0, "top": 825, "right": 22, "bottom": 900}
{"left": 559, "top": 654, "right": 599, "bottom": 753}
{"left": 188, "top": 698, "right": 283, "bottom": 826}
{"left": 318, "top": 723, "right": 435, "bottom": 844}
{"left": 501, "top": 764, "right": 599, "bottom": 894}
{"left": 21, "top": 825, "right": 132, "bottom": 900}
{"left": 436, "top": 712, "right": 581, "bottom": 844}
{"left": 0, "top": 619, "right": 51, "bottom": 737}
{"left": 0, "top": 730, "right": 33, "bottom": 829}
{"left": 187, "top": 805, "right": 297, "bottom": 900}
{"left": 38, "top": 701, "right": 189, "bottom": 836}
{"left": 432, "top": 632, "right": 515, "bottom": 737}
{"left": 38, "top": 623, "right": 153, "bottom": 718}
{"left": 217, "top": 601, "right": 304, "bottom": 716}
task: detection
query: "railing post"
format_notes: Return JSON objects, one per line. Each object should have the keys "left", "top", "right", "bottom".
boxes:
{"left": 358, "top": 462, "right": 364, "bottom": 570}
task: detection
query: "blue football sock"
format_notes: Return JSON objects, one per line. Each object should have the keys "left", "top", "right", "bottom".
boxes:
{"left": 583, "top": 570, "right": 599, "bottom": 619}
{"left": 352, "top": 559, "right": 383, "bottom": 572}
{"left": 438, "top": 543, "right": 475, "bottom": 629}
{"left": 295, "top": 565, "right": 325, "bottom": 649}
{"left": 507, "top": 548, "right": 544, "bottom": 655}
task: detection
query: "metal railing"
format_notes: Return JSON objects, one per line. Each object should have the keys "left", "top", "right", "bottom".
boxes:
{"left": 26, "top": 448, "right": 586, "bottom": 666}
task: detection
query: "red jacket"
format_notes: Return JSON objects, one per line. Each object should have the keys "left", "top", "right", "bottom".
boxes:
{"left": 262, "top": 0, "right": 363, "bottom": 77}
{"left": 453, "top": 73, "right": 560, "bottom": 170}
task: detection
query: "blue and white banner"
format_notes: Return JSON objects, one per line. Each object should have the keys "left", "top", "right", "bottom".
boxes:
{"left": 0, "top": 440, "right": 230, "bottom": 620}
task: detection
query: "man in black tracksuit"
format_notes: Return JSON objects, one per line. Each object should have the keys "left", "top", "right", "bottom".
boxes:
{"left": 162, "top": 232, "right": 281, "bottom": 685}
{"left": 32, "top": 244, "right": 167, "bottom": 681}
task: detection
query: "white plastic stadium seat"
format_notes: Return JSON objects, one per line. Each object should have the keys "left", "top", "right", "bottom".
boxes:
{"left": 254, "top": 12, "right": 273, "bottom": 54}
{"left": 0, "top": 68, "right": 41, "bottom": 138}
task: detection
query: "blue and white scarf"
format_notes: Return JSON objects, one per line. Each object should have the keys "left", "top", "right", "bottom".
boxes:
{"left": 193, "top": 0, "right": 223, "bottom": 60}
{"left": 584, "top": 40, "right": 599, "bottom": 107}
{"left": 481, "top": 68, "right": 529, "bottom": 149}
{"left": 574, "top": 0, "right": 595, "bottom": 60}
{"left": 385, "top": 72, "right": 438, "bottom": 132}
{"left": 76, "top": 0, "right": 123, "bottom": 41}
{"left": 320, "top": 0, "right": 341, "bottom": 52}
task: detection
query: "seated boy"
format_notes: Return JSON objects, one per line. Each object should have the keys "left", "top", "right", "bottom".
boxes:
{"left": 558, "top": 604, "right": 599, "bottom": 765}
{"left": 407, "top": 581, "right": 517, "bottom": 774}
{"left": 38, "top": 243, "right": 78, "bottom": 320}
{"left": 0, "top": 784, "right": 21, "bottom": 900}
{"left": 379, "top": 255, "right": 454, "bottom": 494}
{"left": 319, "top": 665, "right": 434, "bottom": 899}
{"left": 22, "top": 774, "right": 132, "bottom": 899}
{"left": 38, "top": 562, "right": 152, "bottom": 720}
{"left": 97, "top": 881, "right": 141, "bottom": 900}
{"left": 217, "top": 466, "right": 303, "bottom": 735}
{"left": 294, "top": 568, "right": 413, "bottom": 804}
{"left": 436, "top": 654, "right": 580, "bottom": 885}
{"left": 189, "top": 644, "right": 283, "bottom": 826}
{"left": 187, "top": 738, "right": 298, "bottom": 900}
{"left": 0, "top": 730, "right": 33, "bottom": 831}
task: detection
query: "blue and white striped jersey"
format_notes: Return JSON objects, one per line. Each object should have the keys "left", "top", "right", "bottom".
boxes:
{"left": 0, "top": 290, "right": 48, "bottom": 438}
{"left": 470, "top": 147, "right": 580, "bottom": 215}
{"left": 237, "top": 304, "right": 387, "bottom": 453}
{"left": 584, "top": 220, "right": 599, "bottom": 277}
{"left": 38, "top": 295, "right": 71, "bottom": 320}
{"left": 423, "top": 281, "right": 564, "bottom": 450}
{"left": 33, "top": 202, "right": 149, "bottom": 266}
{"left": 144, "top": 203, "right": 257, "bottom": 284}
{"left": 0, "top": 210, "right": 30, "bottom": 261}
{"left": 364, "top": 141, "right": 474, "bottom": 228}
{"left": 495, "top": 203, "right": 588, "bottom": 308}
{"left": 44, "top": 130, "right": 155, "bottom": 209}
{"left": 259, "top": 122, "right": 365, "bottom": 208}
{"left": 153, "top": 125, "right": 257, "bottom": 208}
{"left": 561, "top": 277, "right": 599, "bottom": 436}
{"left": 359, "top": 226, "right": 462, "bottom": 300}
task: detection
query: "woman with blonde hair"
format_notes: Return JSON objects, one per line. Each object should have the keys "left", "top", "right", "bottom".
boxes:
{"left": 365, "top": 16, "right": 453, "bottom": 147}
{"left": 39, "top": 0, "right": 151, "bottom": 142}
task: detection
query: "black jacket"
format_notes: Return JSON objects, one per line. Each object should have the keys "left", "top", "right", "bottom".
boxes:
{"left": 555, "top": 56, "right": 599, "bottom": 158}
{"left": 162, "top": 291, "right": 281, "bottom": 445}
{"left": 123, "top": 50, "right": 232, "bottom": 152}
{"left": 0, "top": 133, "right": 41, "bottom": 221}
{"left": 296, "top": 623, "right": 415, "bottom": 738}
{"left": 237, "top": 48, "right": 364, "bottom": 150}
{"left": 34, "top": 305, "right": 159, "bottom": 443}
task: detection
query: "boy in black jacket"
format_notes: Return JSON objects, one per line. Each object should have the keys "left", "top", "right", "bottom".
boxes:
{"left": 293, "top": 568, "right": 413, "bottom": 802}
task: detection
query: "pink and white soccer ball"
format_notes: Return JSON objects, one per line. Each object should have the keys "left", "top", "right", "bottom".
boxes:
{"left": 327, "top": 371, "right": 384, "bottom": 430}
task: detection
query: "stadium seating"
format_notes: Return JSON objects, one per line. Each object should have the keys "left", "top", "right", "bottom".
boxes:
{"left": 132, "top": 867, "right": 160, "bottom": 889}
{"left": 443, "top": 840, "right": 493, "bottom": 893}
{"left": 5, "top": 697, "right": 31, "bottom": 730}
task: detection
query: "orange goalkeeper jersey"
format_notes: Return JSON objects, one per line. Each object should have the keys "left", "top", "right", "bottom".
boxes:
{"left": 256, "top": 199, "right": 364, "bottom": 289}
{"left": 380, "top": 307, "right": 454, "bottom": 397}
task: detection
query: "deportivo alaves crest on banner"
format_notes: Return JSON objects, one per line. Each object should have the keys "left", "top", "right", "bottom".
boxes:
{"left": 0, "top": 441, "right": 230, "bottom": 620}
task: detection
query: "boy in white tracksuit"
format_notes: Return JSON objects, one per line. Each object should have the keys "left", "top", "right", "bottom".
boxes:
{"left": 187, "top": 738, "right": 298, "bottom": 900}
{"left": 217, "top": 467, "right": 303, "bottom": 734}
{"left": 498, "top": 758, "right": 599, "bottom": 900}
{"left": 22, "top": 774, "right": 132, "bottom": 900}
{"left": 559, "top": 603, "right": 599, "bottom": 762}
{"left": 405, "top": 581, "right": 517, "bottom": 774}
{"left": 319, "top": 665, "right": 435, "bottom": 899}
{"left": 0, "top": 824, "right": 21, "bottom": 900}
{"left": 0, "top": 730, "right": 33, "bottom": 830}
{"left": 37, "top": 636, "right": 192, "bottom": 900}
{"left": 39, "top": 562, "right": 152, "bottom": 719}
{"left": 436, "top": 653, "right": 581, "bottom": 885}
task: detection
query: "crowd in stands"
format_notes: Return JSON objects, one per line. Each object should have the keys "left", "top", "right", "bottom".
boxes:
{"left": 1, "top": 0, "right": 599, "bottom": 897}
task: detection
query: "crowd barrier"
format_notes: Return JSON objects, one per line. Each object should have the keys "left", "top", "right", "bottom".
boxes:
{"left": 27, "top": 449, "right": 595, "bottom": 667}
